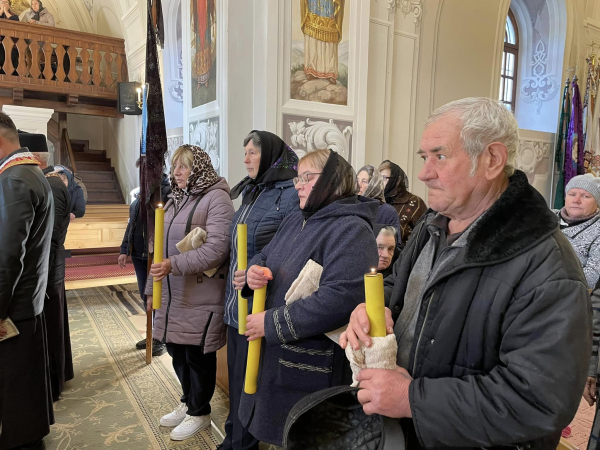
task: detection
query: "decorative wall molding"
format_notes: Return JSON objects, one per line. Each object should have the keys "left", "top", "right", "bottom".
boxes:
{"left": 516, "top": 137, "right": 553, "bottom": 174}
{"left": 520, "top": 40, "right": 560, "bottom": 113}
{"left": 166, "top": 133, "right": 184, "bottom": 171}
{"left": 286, "top": 117, "right": 353, "bottom": 160}
{"left": 387, "top": 0, "right": 422, "bottom": 23}
{"left": 189, "top": 117, "right": 221, "bottom": 173}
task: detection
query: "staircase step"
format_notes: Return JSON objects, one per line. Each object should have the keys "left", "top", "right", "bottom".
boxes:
{"left": 86, "top": 149, "right": 106, "bottom": 155}
{"left": 71, "top": 143, "right": 86, "bottom": 153}
{"left": 77, "top": 170, "right": 115, "bottom": 182}
{"left": 76, "top": 161, "right": 113, "bottom": 171}
{"left": 73, "top": 152, "right": 109, "bottom": 163}
{"left": 85, "top": 180, "right": 118, "bottom": 190}
{"left": 87, "top": 190, "right": 123, "bottom": 203}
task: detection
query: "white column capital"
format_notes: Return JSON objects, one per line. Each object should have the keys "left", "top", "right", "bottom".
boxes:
{"left": 2, "top": 106, "right": 55, "bottom": 138}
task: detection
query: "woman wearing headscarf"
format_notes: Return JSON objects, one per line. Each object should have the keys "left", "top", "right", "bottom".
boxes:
{"left": 374, "top": 225, "right": 399, "bottom": 279}
{"left": 238, "top": 149, "right": 379, "bottom": 446}
{"left": 378, "top": 160, "right": 426, "bottom": 245}
{"left": 21, "top": 0, "right": 55, "bottom": 26}
{"left": 57, "top": 166, "right": 86, "bottom": 218}
{"left": 145, "top": 145, "right": 234, "bottom": 441}
{"left": 357, "top": 164, "right": 401, "bottom": 232}
{"left": 220, "top": 131, "right": 299, "bottom": 450}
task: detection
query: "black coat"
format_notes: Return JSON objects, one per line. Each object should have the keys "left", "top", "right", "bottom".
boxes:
{"left": 60, "top": 169, "right": 86, "bottom": 218}
{"left": 385, "top": 171, "right": 592, "bottom": 449}
{"left": 46, "top": 176, "right": 71, "bottom": 284}
{"left": 0, "top": 149, "right": 54, "bottom": 322}
{"left": 239, "top": 196, "right": 379, "bottom": 446}
{"left": 120, "top": 198, "right": 147, "bottom": 258}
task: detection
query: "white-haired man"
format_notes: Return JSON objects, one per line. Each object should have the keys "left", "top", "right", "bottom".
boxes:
{"left": 341, "top": 97, "right": 592, "bottom": 449}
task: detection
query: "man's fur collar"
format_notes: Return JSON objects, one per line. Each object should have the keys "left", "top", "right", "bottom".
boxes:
{"left": 465, "top": 170, "right": 558, "bottom": 264}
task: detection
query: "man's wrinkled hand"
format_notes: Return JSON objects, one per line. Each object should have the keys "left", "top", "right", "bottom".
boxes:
{"left": 356, "top": 366, "right": 413, "bottom": 418}
{"left": 339, "top": 303, "right": 394, "bottom": 350}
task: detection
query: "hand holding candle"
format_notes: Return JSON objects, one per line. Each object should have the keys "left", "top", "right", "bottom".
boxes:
{"left": 244, "top": 267, "right": 272, "bottom": 394}
{"left": 237, "top": 224, "right": 248, "bottom": 334}
{"left": 364, "top": 268, "right": 386, "bottom": 338}
{"left": 152, "top": 204, "right": 165, "bottom": 310}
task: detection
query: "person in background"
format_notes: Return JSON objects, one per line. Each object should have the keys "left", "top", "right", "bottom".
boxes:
{"left": 553, "top": 173, "right": 600, "bottom": 289}
{"left": 584, "top": 278, "right": 600, "bottom": 450}
{"left": 379, "top": 160, "right": 426, "bottom": 245}
{"left": 0, "top": 112, "right": 54, "bottom": 450}
{"left": 375, "top": 225, "right": 398, "bottom": 279}
{"left": 57, "top": 166, "right": 86, "bottom": 219}
{"left": 239, "top": 149, "right": 378, "bottom": 446}
{"left": 341, "top": 97, "right": 591, "bottom": 450}
{"left": 146, "top": 145, "right": 234, "bottom": 441}
{"left": 220, "top": 131, "right": 299, "bottom": 450}
{"left": 119, "top": 187, "right": 166, "bottom": 356}
{"left": 0, "top": 0, "right": 18, "bottom": 20}
{"left": 357, "top": 164, "right": 401, "bottom": 232}
{"left": 43, "top": 170, "right": 74, "bottom": 402}
{"left": 21, "top": 0, "right": 55, "bottom": 26}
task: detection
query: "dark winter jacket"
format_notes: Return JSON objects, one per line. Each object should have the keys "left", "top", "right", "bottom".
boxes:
{"left": 0, "top": 149, "right": 54, "bottom": 322}
{"left": 224, "top": 179, "right": 299, "bottom": 328}
{"left": 120, "top": 198, "right": 147, "bottom": 259}
{"left": 376, "top": 202, "right": 401, "bottom": 231}
{"left": 60, "top": 169, "right": 86, "bottom": 218}
{"left": 239, "top": 196, "right": 379, "bottom": 446}
{"left": 384, "top": 170, "right": 592, "bottom": 449}
{"left": 46, "top": 175, "right": 71, "bottom": 285}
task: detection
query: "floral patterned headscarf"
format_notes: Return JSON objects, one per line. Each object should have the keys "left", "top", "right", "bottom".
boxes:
{"left": 170, "top": 144, "right": 220, "bottom": 207}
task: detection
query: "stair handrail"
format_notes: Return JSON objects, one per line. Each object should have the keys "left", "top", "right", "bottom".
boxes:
{"left": 60, "top": 128, "right": 78, "bottom": 174}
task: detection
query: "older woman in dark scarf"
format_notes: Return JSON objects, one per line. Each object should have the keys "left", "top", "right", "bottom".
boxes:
{"left": 221, "top": 131, "right": 299, "bottom": 450}
{"left": 22, "top": 0, "right": 55, "bottom": 26}
{"left": 357, "top": 164, "right": 400, "bottom": 232}
{"left": 378, "top": 160, "right": 426, "bottom": 245}
{"left": 56, "top": 166, "right": 86, "bottom": 218}
{"left": 239, "top": 149, "right": 379, "bottom": 446}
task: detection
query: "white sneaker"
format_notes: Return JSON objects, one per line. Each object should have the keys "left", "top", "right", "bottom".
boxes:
{"left": 170, "top": 414, "right": 211, "bottom": 441}
{"left": 160, "top": 403, "right": 188, "bottom": 427}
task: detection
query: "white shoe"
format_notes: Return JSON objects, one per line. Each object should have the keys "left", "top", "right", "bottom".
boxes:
{"left": 170, "top": 414, "right": 211, "bottom": 441}
{"left": 160, "top": 403, "right": 188, "bottom": 427}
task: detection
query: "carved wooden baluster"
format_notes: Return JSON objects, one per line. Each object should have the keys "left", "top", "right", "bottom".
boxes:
{"left": 55, "top": 39, "right": 66, "bottom": 84}
{"left": 2, "top": 37, "right": 14, "bottom": 77}
{"left": 16, "top": 38, "right": 27, "bottom": 78}
{"left": 92, "top": 45, "right": 102, "bottom": 86}
{"left": 104, "top": 50, "right": 114, "bottom": 89}
{"left": 66, "top": 44, "right": 77, "bottom": 84}
{"left": 81, "top": 45, "right": 91, "bottom": 85}
{"left": 43, "top": 40, "right": 52, "bottom": 81}
{"left": 30, "top": 40, "right": 41, "bottom": 80}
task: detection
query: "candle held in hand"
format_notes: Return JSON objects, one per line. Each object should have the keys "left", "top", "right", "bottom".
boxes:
{"left": 237, "top": 224, "right": 248, "bottom": 335}
{"left": 365, "top": 269, "right": 386, "bottom": 337}
{"left": 152, "top": 204, "right": 164, "bottom": 309}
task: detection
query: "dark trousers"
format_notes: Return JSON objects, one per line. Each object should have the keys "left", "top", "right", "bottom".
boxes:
{"left": 132, "top": 256, "right": 148, "bottom": 308}
{"left": 166, "top": 343, "right": 216, "bottom": 417}
{"left": 221, "top": 326, "right": 259, "bottom": 450}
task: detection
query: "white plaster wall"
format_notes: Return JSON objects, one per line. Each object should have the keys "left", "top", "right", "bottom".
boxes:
{"left": 67, "top": 115, "right": 105, "bottom": 150}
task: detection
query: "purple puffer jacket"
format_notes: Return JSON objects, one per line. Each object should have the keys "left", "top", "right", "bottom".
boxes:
{"left": 146, "top": 178, "right": 234, "bottom": 353}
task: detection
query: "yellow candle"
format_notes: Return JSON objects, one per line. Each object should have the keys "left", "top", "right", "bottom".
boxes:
{"left": 365, "top": 269, "right": 386, "bottom": 337}
{"left": 237, "top": 224, "right": 248, "bottom": 335}
{"left": 152, "top": 204, "right": 165, "bottom": 310}
{"left": 244, "top": 284, "right": 267, "bottom": 394}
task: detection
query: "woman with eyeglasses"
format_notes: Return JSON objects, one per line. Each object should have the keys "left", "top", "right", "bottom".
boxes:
{"left": 357, "top": 164, "right": 401, "bottom": 233}
{"left": 219, "top": 131, "right": 299, "bottom": 450}
{"left": 238, "top": 149, "right": 379, "bottom": 447}
{"left": 378, "top": 160, "right": 426, "bottom": 245}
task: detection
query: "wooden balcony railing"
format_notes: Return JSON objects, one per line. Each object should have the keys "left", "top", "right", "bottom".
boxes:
{"left": 0, "top": 21, "right": 128, "bottom": 117}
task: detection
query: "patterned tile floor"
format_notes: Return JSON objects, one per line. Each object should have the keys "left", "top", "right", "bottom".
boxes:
{"left": 566, "top": 398, "right": 596, "bottom": 449}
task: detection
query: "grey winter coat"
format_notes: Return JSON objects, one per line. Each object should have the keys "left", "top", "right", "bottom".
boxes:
{"left": 146, "top": 178, "right": 234, "bottom": 353}
{"left": 21, "top": 8, "right": 55, "bottom": 26}
{"left": 553, "top": 209, "right": 600, "bottom": 288}
{"left": 386, "top": 171, "right": 592, "bottom": 449}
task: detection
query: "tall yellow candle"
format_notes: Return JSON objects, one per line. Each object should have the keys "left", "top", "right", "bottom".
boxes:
{"left": 152, "top": 204, "right": 165, "bottom": 310}
{"left": 237, "top": 224, "right": 248, "bottom": 335}
{"left": 365, "top": 269, "right": 386, "bottom": 337}
{"left": 244, "top": 284, "right": 267, "bottom": 394}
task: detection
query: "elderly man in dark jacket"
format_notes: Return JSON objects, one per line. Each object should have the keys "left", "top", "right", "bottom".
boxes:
{"left": 0, "top": 113, "right": 55, "bottom": 450}
{"left": 341, "top": 97, "right": 592, "bottom": 450}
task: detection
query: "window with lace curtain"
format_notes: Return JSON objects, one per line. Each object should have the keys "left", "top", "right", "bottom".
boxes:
{"left": 500, "top": 10, "right": 519, "bottom": 113}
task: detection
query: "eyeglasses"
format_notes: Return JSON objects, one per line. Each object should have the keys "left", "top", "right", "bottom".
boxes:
{"left": 294, "top": 172, "right": 321, "bottom": 185}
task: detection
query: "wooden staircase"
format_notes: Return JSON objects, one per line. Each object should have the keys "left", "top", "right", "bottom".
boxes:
{"left": 70, "top": 139, "right": 125, "bottom": 204}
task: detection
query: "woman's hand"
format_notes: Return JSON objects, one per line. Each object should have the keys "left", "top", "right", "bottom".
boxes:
{"left": 233, "top": 270, "right": 246, "bottom": 290}
{"left": 29, "top": 19, "right": 36, "bottom": 23}
{"left": 584, "top": 376, "right": 597, "bottom": 406}
{"left": 245, "top": 311, "right": 266, "bottom": 341}
{"left": 247, "top": 265, "right": 273, "bottom": 290}
{"left": 150, "top": 258, "right": 171, "bottom": 282}
{"left": 146, "top": 296, "right": 153, "bottom": 312}
{"left": 339, "top": 304, "right": 394, "bottom": 350}
{"left": 117, "top": 254, "right": 127, "bottom": 269}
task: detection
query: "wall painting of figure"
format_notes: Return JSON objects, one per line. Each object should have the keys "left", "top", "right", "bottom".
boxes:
{"left": 291, "top": 0, "right": 349, "bottom": 106}
{"left": 190, "top": 0, "right": 217, "bottom": 108}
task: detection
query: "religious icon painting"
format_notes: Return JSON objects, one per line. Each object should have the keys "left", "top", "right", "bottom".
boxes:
{"left": 191, "top": 0, "right": 217, "bottom": 108}
{"left": 291, "top": 0, "right": 350, "bottom": 105}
